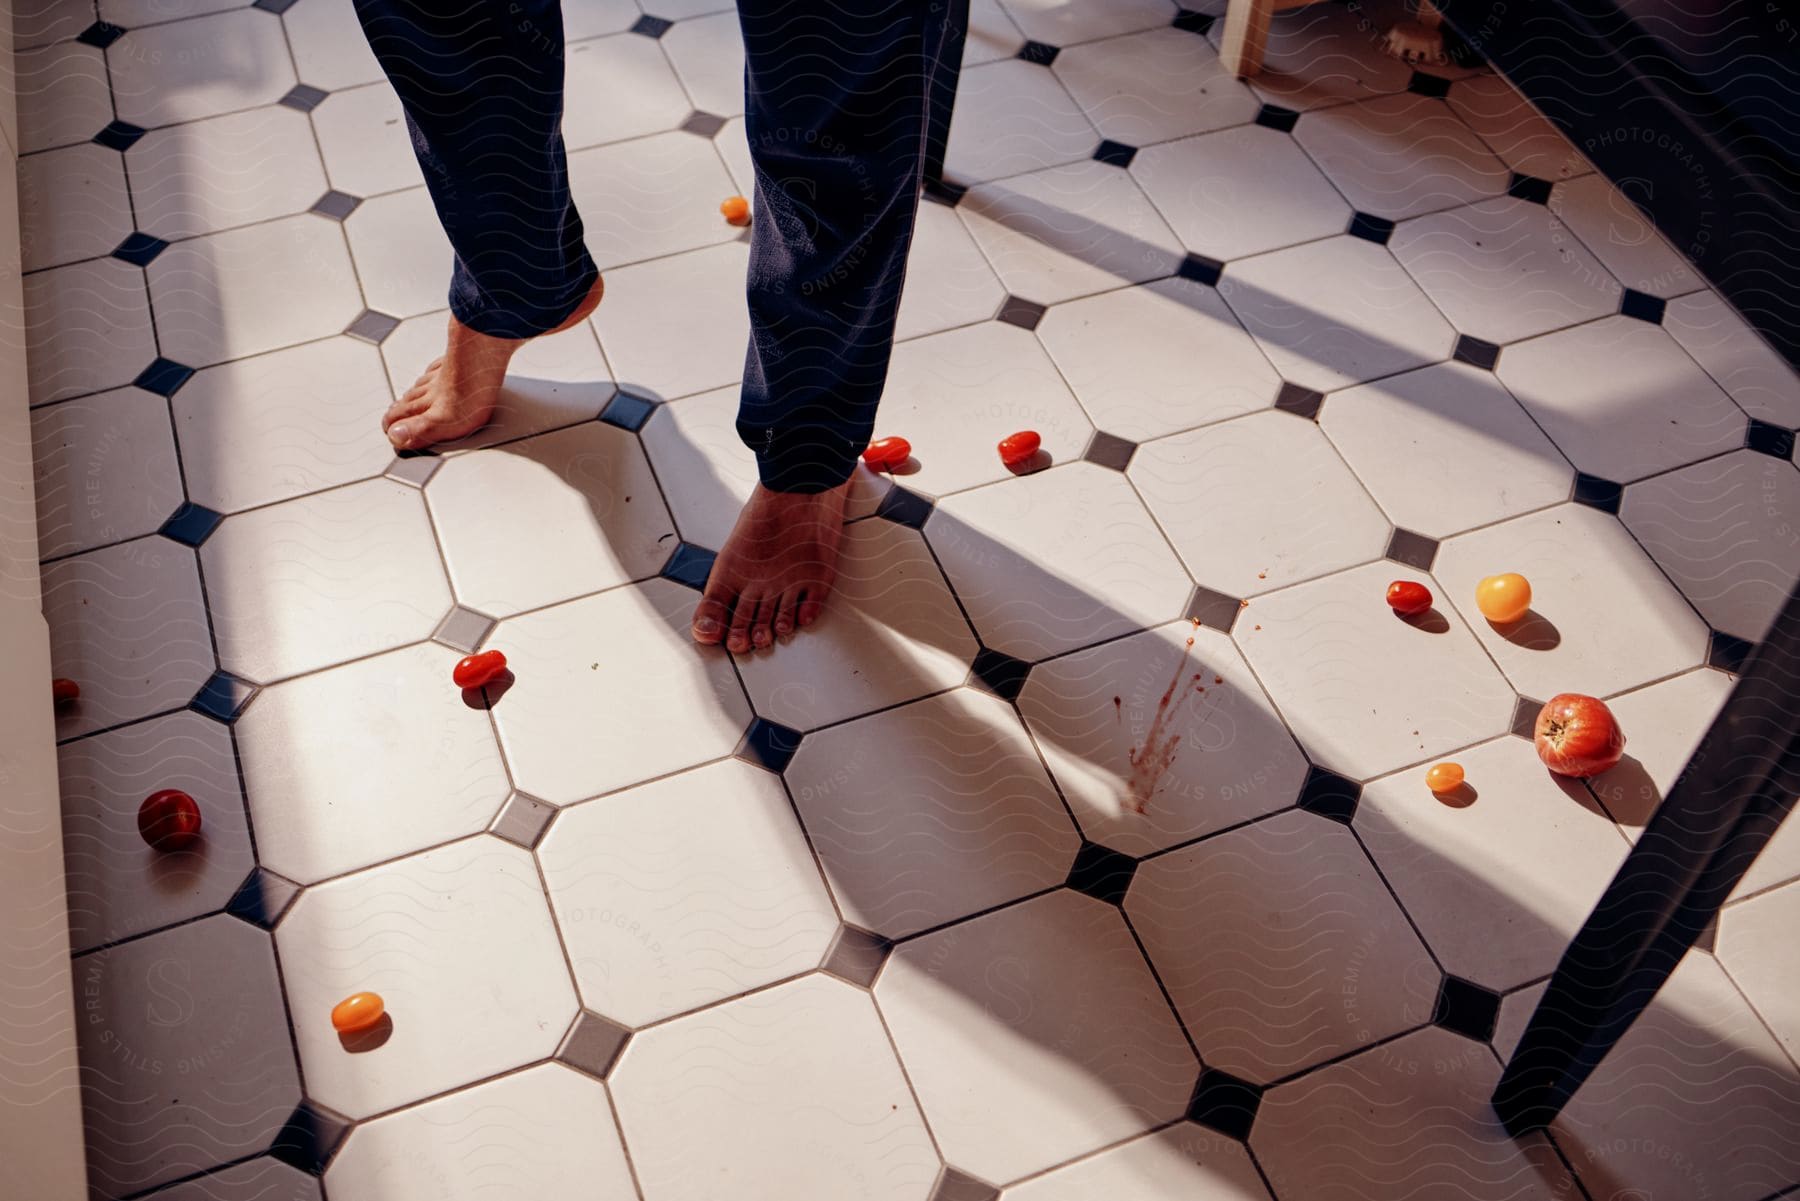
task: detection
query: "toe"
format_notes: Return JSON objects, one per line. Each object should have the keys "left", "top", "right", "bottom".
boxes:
{"left": 772, "top": 587, "right": 800, "bottom": 638}
{"left": 796, "top": 589, "right": 826, "bottom": 628}
{"left": 750, "top": 595, "right": 777, "bottom": 649}
{"left": 692, "top": 586, "right": 732, "bottom": 645}
{"left": 727, "top": 590, "right": 760, "bottom": 654}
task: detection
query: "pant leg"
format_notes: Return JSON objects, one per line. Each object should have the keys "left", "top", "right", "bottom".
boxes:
{"left": 352, "top": 0, "right": 597, "bottom": 339}
{"left": 735, "top": 0, "right": 970, "bottom": 493}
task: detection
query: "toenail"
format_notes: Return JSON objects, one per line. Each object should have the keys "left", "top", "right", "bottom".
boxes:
{"left": 694, "top": 617, "right": 719, "bottom": 635}
{"left": 389, "top": 423, "right": 410, "bottom": 444}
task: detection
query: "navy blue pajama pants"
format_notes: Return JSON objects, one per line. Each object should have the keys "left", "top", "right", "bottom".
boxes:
{"left": 353, "top": 0, "right": 968, "bottom": 493}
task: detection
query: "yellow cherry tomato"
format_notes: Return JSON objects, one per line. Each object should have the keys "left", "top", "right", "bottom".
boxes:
{"left": 1425, "top": 762, "right": 1465, "bottom": 793}
{"left": 1476, "top": 573, "right": 1532, "bottom": 623}
{"left": 331, "top": 991, "right": 385, "bottom": 1034}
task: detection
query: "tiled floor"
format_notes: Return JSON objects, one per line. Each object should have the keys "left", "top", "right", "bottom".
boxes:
{"left": 20, "top": 0, "right": 1800, "bottom": 1198}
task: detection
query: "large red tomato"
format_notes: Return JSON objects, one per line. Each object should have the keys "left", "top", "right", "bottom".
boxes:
{"left": 1534, "top": 694, "right": 1625, "bottom": 777}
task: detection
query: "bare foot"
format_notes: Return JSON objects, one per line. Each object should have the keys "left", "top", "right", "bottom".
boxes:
{"left": 382, "top": 275, "right": 604, "bottom": 451}
{"left": 692, "top": 482, "right": 851, "bottom": 653}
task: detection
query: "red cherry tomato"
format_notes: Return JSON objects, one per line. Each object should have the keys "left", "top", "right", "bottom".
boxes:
{"left": 453, "top": 649, "right": 508, "bottom": 690}
{"left": 138, "top": 789, "right": 202, "bottom": 852}
{"left": 1534, "top": 693, "right": 1626, "bottom": 778}
{"left": 1386, "top": 580, "right": 1432, "bottom": 616}
{"left": 52, "top": 678, "right": 80, "bottom": 704}
{"left": 861, "top": 436, "right": 911, "bottom": 472}
{"left": 998, "top": 430, "right": 1041, "bottom": 467}
{"left": 331, "top": 991, "right": 385, "bottom": 1034}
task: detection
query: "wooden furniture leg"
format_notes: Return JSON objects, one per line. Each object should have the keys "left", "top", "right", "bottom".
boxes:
{"left": 1220, "top": 0, "right": 1279, "bottom": 77}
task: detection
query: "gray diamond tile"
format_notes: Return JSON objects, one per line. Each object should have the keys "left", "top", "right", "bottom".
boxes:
{"left": 489, "top": 790, "right": 555, "bottom": 849}
{"left": 556, "top": 1009, "right": 632, "bottom": 1079}
{"left": 432, "top": 605, "right": 496, "bottom": 654}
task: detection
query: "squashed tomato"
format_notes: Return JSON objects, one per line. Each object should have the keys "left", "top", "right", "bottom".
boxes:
{"left": 331, "top": 992, "right": 385, "bottom": 1034}
{"left": 861, "top": 436, "right": 911, "bottom": 472}
{"left": 453, "top": 649, "right": 507, "bottom": 690}
{"left": 1535, "top": 693, "right": 1625, "bottom": 778}
{"left": 1476, "top": 572, "right": 1532, "bottom": 623}
{"left": 997, "top": 430, "right": 1041, "bottom": 467}
{"left": 1425, "top": 762, "right": 1465, "bottom": 793}
{"left": 1386, "top": 580, "right": 1432, "bottom": 616}
{"left": 138, "top": 790, "right": 202, "bottom": 852}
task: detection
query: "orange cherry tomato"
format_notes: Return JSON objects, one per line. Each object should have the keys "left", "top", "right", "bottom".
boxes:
{"left": 331, "top": 992, "right": 385, "bottom": 1034}
{"left": 997, "top": 430, "right": 1041, "bottom": 467}
{"left": 1476, "top": 573, "right": 1532, "bottom": 623}
{"left": 453, "top": 649, "right": 508, "bottom": 689}
{"left": 52, "top": 678, "right": 80, "bottom": 704}
{"left": 1424, "top": 762, "right": 1465, "bottom": 793}
{"left": 1385, "top": 580, "right": 1432, "bottom": 616}
{"left": 138, "top": 789, "right": 202, "bottom": 852}
{"left": 719, "top": 195, "right": 750, "bottom": 226}
{"left": 861, "top": 436, "right": 911, "bottom": 472}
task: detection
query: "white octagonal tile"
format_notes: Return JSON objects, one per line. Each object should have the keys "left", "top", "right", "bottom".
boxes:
{"left": 564, "top": 30, "right": 693, "bottom": 149}
{"left": 16, "top": 43, "right": 111, "bottom": 154}
{"left": 1127, "top": 810, "right": 1439, "bottom": 1083}
{"left": 343, "top": 188, "right": 454, "bottom": 320}
{"left": 276, "top": 836, "right": 579, "bottom": 1119}
{"left": 1221, "top": 235, "right": 1457, "bottom": 392}
{"left": 1716, "top": 883, "right": 1800, "bottom": 1063}
{"left": 32, "top": 386, "right": 185, "bottom": 559}
{"left": 1620, "top": 450, "right": 1800, "bottom": 643}
{"left": 590, "top": 240, "right": 749, "bottom": 401}
{"left": 1548, "top": 173, "right": 1703, "bottom": 299}
{"left": 943, "top": 58, "right": 1100, "bottom": 185}
{"left": 173, "top": 337, "right": 396, "bottom": 513}
{"left": 896, "top": 198, "right": 1010, "bottom": 341}
{"left": 1434, "top": 503, "right": 1709, "bottom": 699}
{"left": 1036, "top": 277, "right": 1282, "bottom": 442}
{"left": 998, "top": 0, "right": 1174, "bottom": 45}
{"left": 929, "top": 462, "right": 1193, "bottom": 662}
{"left": 488, "top": 578, "right": 752, "bottom": 804}
{"left": 236, "top": 642, "right": 511, "bottom": 883}
{"left": 427, "top": 423, "right": 675, "bottom": 617}
{"left": 1320, "top": 361, "right": 1573, "bottom": 539}
{"left": 966, "top": 0, "right": 1027, "bottom": 66}
{"left": 109, "top": 10, "right": 296, "bottom": 128}
{"left": 1130, "top": 124, "right": 1351, "bottom": 262}
{"left": 43, "top": 538, "right": 215, "bottom": 741}
{"left": 1000, "top": 1124, "right": 1272, "bottom": 1200}
{"left": 1234, "top": 560, "right": 1516, "bottom": 780}
{"left": 127, "top": 106, "right": 327, "bottom": 241}
{"left": 1587, "top": 668, "right": 1733, "bottom": 839}
{"left": 327, "top": 1064, "right": 637, "bottom": 1201}
{"left": 1358, "top": 736, "right": 1631, "bottom": 991}
{"left": 201, "top": 478, "right": 451, "bottom": 684}
{"left": 58, "top": 711, "right": 255, "bottom": 953}
{"left": 958, "top": 159, "right": 1185, "bottom": 305}
{"left": 540, "top": 758, "right": 837, "bottom": 1025}
{"left": 1292, "top": 92, "right": 1509, "bottom": 221}
{"left": 1131, "top": 408, "right": 1390, "bottom": 597}
{"left": 1498, "top": 316, "right": 1748, "bottom": 483}
{"left": 1053, "top": 26, "right": 1259, "bottom": 147}
{"left": 1018, "top": 621, "right": 1307, "bottom": 857}
{"left": 283, "top": 0, "right": 384, "bottom": 91}
{"left": 310, "top": 83, "right": 419, "bottom": 198}
{"left": 17, "top": 141, "right": 132, "bottom": 271}
{"left": 611, "top": 974, "right": 939, "bottom": 1201}
{"left": 1445, "top": 74, "right": 1590, "bottom": 182}
{"left": 1663, "top": 290, "right": 1800, "bottom": 428}
{"left": 569, "top": 131, "right": 740, "bottom": 270}
{"left": 732, "top": 518, "right": 980, "bottom": 730}
{"left": 878, "top": 889, "right": 1198, "bottom": 1184}
{"left": 659, "top": 11, "right": 743, "bottom": 118}
{"left": 24, "top": 257, "right": 158, "bottom": 404}
{"left": 783, "top": 688, "right": 1080, "bottom": 939}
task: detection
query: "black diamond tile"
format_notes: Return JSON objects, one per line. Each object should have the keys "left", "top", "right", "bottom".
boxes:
{"left": 970, "top": 646, "right": 1032, "bottom": 702}
{"left": 384, "top": 453, "right": 441, "bottom": 488}
{"left": 1348, "top": 211, "right": 1395, "bottom": 244}
{"left": 932, "top": 1167, "right": 1001, "bottom": 1201}
{"left": 1452, "top": 334, "right": 1501, "bottom": 370}
{"left": 159, "top": 501, "right": 224, "bottom": 547}
{"left": 876, "top": 485, "right": 934, "bottom": 530}
{"left": 490, "top": 791, "right": 555, "bottom": 849}
{"left": 1408, "top": 70, "right": 1452, "bottom": 98}
{"left": 1746, "top": 419, "right": 1796, "bottom": 460}
{"left": 1385, "top": 527, "right": 1438, "bottom": 571}
{"left": 1296, "top": 764, "right": 1360, "bottom": 825}
{"left": 737, "top": 716, "right": 803, "bottom": 773}
{"left": 270, "top": 1099, "right": 351, "bottom": 1174}
{"left": 1066, "top": 840, "right": 1137, "bottom": 907}
{"left": 310, "top": 189, "right": 362, "bottom": 220}
{"left": 77, "top": 20, "right": 125, "bottom": 48}
{"left": 556, "top": 1010, "right": 631, "bottom": 1079}
{"left": 680, "top": 109, "right": 727, "bottom": 137}
{"left": 1172, "top": 7, "right": 1216, "bottom": 34}
{"left": 1092, "top": 138, "right": 1137, "bottom": 168}
{"left": 1274, "top": 381, "right": 1324, "bottom": 420}
{"left": 1177, "top": 252, "right": 1223, "bottom": 286}
{"left": 599, "top": 390, "right": 657, "bottom": 431}
{"left": 1620, "top": 287, "right": 1666, "bottom": 324}
{"left": 254, "top": 0, "right": 298, "bottom": 11}
{"left": 344, "top": 308, "right": 400, "bottom": 344}
{"left": 631, "top": 13, "right": 672, "bottom": 36}
{"left": 1708, "top": 629, "right": 1754, "bottom": 674}
{"left": 821, "top": 924, "right": 893, "bottom": 989}
{"left": 225, "top": 866, "right": 300, "bottom": 929}
{"left": 1512, "top": 694, "right": 1544, "bottom": 739}
{"left": 1017, "top": 39, "right": 1060, "bottom": 65}
{"left": 133, "top": 357, "right": 195, "bottom": 396}
{"left": 112, "top": 232, "right": 168, "bottom": 266}
{"left": 923, "top": 175, "right": 968, "bottom": 207}
{"left": 1571, "top": 472, "right": 1624, "bottom": 513}
{"left": 660, "top": 541, "right": 716, "bottom": 590}
{"left": 1185, "top": 584, "right": 1242, "bottom": 633}
{"left": 1506, "top": 172, "right": 1553, "bottom": 205}
{"left": 1084, "top": 430, "right": 1137, "bottom": 471}
{"left": 996, "top": 295, "right": 1047, "bottom": 330}
{"left": 1187, "top": 1069, "right": 1263, "bottom": 1141}
{"left": 279, "top": 83, "right": 329, "bottom": 112}
{"left": 1254, "top": 103, "right": 1299, "bottom": 132}
{"left": 93, "top": 119, "right": 146, "bottom": 150}
{"left": 1433, "top": 973, "right": 1501, "bottom": 1041}
{"left": 191, "top": 669, "right": 258, "bottom": 723}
